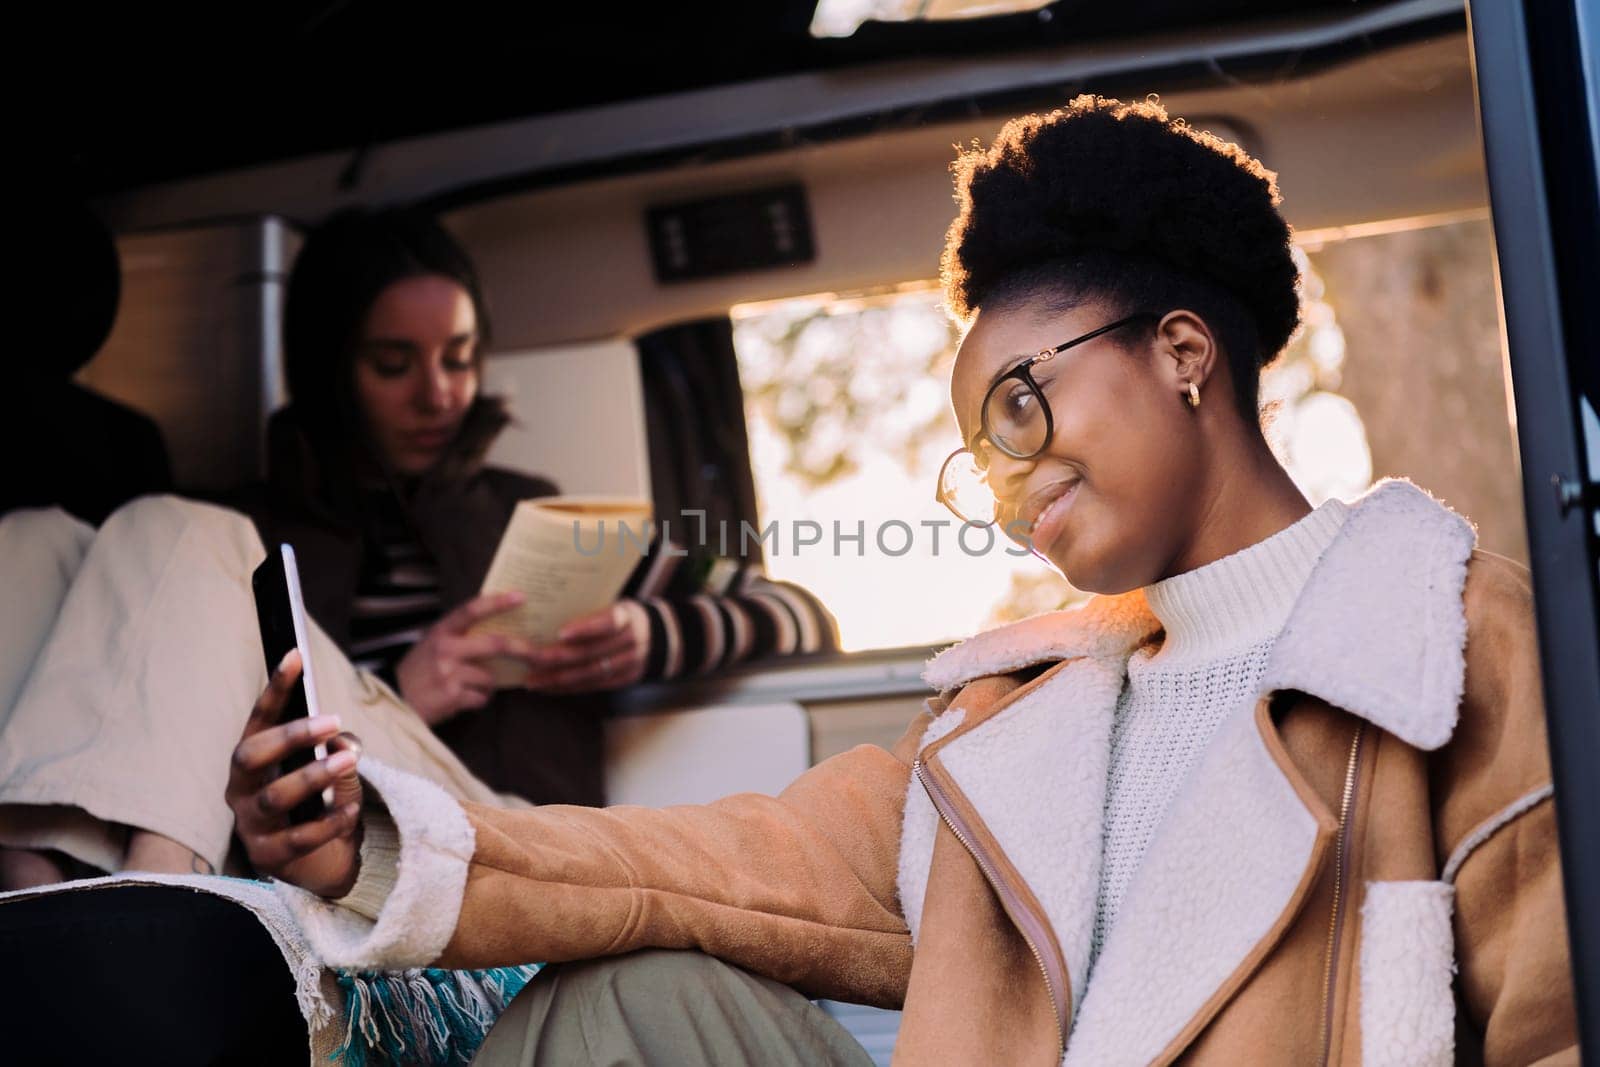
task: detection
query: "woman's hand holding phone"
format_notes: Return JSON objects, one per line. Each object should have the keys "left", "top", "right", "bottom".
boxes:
{"left": 227, "top": 650, "right": 366, "bottom": 898}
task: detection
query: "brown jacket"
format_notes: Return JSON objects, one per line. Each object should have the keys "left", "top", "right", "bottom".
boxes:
{"left": 284, "top": 480, "right": 1579, "bottom": 1065}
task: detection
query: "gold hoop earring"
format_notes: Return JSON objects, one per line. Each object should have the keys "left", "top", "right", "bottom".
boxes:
{"left": 1186, "top": 382, "right": 1201, "bottom": 409}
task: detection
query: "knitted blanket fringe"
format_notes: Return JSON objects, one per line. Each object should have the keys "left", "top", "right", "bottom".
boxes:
{"left": 333, "top": 963, "right": 542, "bottom": 1066}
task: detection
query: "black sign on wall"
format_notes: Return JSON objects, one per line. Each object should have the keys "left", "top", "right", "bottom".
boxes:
{"left": 647, "top": 184, "right": 815, "bottom": 283}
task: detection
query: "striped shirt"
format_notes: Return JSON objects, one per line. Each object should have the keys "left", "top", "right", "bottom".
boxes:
{"left": 345, "top": 490, "right": 837, "bottom": 687}
{"left": 623, "top": 541, "right": 837, "bottom": 680}
{"left": 347, "top": 489, "right": 443, "bottom": 682}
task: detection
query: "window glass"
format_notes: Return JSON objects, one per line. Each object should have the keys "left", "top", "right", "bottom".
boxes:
{"left": 733, "top": 286, "right": 1077, "bottom": 652}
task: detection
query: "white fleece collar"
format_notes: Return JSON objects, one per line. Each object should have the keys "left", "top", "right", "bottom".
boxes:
{"left": 1258, "top": 479, "right": 1475, "bottom": 750}
{"left": 922, "top": 478, "right": 1476, "bottom": 751}
{"left": 922, "top": 588, "right": 1160, "bottom": 691}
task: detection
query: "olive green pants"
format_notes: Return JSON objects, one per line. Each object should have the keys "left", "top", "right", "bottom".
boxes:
{"left": 473, "top": 950, "right": 874, "bottom": 1066}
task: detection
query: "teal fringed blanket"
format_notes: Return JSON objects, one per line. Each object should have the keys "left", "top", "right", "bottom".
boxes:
{"left": 332, "top": 963, "right": 543, "bottom": 1066}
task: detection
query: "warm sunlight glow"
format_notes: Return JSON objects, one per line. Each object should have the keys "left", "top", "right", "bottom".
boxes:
{"left": 1263, "top": 247, "right": 1376, "bottom": 505}
{"left": 733, "top": 289, "right": 1076, "bottom": 651}
{"left": 1280, "top": 392, "right": 1373, "bottom": 503}
{"left": 746, "top": 423, "right": 1066, "bottom": 651}
{"left": 810, "top": 0, "right": 1051, "bottom": 38}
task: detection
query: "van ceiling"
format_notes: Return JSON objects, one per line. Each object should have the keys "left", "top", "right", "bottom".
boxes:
{"left": 49, "top": 0, "right": 1431, "bottom": 195}
{"left": 446, "top": 32, "right": 1486, "bottom": 350}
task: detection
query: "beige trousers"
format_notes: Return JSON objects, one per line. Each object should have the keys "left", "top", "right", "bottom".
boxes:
{"left": 0, "top": 497, "right": 526, "bottom": 875}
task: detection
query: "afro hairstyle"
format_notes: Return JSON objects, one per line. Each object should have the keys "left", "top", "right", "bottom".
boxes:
{"left": 941, "top": 95, "right": 1301, "bottom": 420}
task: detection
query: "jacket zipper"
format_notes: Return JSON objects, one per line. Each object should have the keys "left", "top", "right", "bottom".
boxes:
{"left": 913, "top": 758, "right": 1067, "bottom": 1062}
{"left": 1317, "top": 723, "right": 1366, "bottom": 1066}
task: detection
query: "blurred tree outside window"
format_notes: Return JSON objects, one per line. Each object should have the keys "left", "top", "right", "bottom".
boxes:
{"left": 1298, "top": 216, "right": 1528, "bottom": 563}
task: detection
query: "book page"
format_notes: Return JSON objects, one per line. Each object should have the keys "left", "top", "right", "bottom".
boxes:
{"left": 473, "top": 497, "right": 653, "bottom": 686}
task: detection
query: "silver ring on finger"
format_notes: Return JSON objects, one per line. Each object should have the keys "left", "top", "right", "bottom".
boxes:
{"left": 600, "top": 655, "right": 613, "bottom": 675}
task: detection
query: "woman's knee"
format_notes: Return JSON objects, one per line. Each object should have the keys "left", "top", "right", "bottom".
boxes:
{"left": 552, "top": 949, "right": 747, "bottom": 1001}
{"left": 0, "top": 509, "right": 99, "bottom": 713}
{"left": 0, "top": 507, "right": 95, "bottom": 571}
{"left": 97, "top": 494, "right": 266, "bottom": 568}
{"left": 516, "top": 952, "right": 869, "bottom": 1067}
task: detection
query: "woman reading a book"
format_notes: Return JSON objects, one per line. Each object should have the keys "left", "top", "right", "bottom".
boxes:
{"left": 235, "top": 208, "right": 837, "bottom": 810}
{"left": 0, "top": 209, "right": 835, "bottom": 889}
{"left": 229, "top": 98, "right": 1575, "bottom": 1064}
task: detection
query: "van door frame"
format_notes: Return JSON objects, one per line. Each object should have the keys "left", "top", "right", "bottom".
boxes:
{"left": 1467, "top": 0, "right": 1600, "bottom": 1044}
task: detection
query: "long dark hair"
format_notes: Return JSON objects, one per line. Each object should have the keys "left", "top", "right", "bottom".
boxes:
{"left": 282, "top": 207, "right": 495, "bottom": 449}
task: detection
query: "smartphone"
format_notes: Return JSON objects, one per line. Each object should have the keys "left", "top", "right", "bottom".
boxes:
{"left": 251, "top": 543, "right": 330, "bottom": 824}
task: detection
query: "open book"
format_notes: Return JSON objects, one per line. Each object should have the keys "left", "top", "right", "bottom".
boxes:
{"left": 472, "top": 496, "right": 654, "bottom": 687}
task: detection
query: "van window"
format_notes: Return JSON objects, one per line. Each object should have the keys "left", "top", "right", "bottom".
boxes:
{"left": 731, "top": 214, "right": 1518, "bottom": 652}
{"left": 733, "top": 286, "right": 1082, "bottom": 651}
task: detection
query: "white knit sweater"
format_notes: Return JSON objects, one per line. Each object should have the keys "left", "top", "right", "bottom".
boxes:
{"left": 1089, "top": 498, "right": 1350, "bottom": 973}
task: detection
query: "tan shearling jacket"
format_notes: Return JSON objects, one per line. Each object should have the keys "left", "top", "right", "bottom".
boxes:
{"left": 282, "top": 480, "right": 1579, "bottom": 1065}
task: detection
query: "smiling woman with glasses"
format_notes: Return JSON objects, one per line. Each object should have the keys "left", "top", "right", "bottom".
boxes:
{"left": 235, "top": 96, "right": 1576, "bottom": 1066}
{"left": 936, "top": 311, "right": 1155, "bottom": 532}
